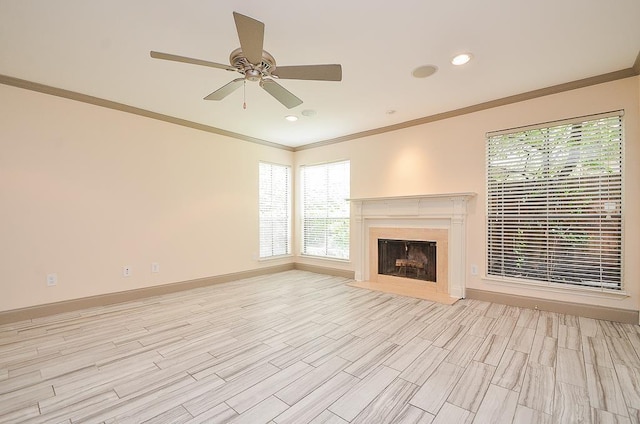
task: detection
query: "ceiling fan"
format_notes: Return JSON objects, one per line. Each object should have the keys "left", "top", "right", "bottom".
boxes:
{"left": 150, "top": 11, "right": 342, "bottom": 109}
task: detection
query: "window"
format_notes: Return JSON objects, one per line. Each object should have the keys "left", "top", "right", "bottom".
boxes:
{"left": 259, "top": 162, "right": 291, "bottom": 258}
{"left": 301, "top": 160, "right": 350, "bottom": 260}
{"left": 486, "top": 111, "right": 623, "bottom": 290}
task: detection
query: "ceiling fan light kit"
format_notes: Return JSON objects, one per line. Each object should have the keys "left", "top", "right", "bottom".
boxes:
{"left": 150, "top": 11, "right": 342, "bottom": 109}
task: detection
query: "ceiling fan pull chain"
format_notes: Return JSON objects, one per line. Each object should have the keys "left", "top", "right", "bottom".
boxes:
{"left": 243, "top": 80, "right": 247, "bottom": 109}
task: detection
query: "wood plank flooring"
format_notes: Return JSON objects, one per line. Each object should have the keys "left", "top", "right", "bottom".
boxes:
{"left": 1, "top": 270, "right": 640, "bottom": 423}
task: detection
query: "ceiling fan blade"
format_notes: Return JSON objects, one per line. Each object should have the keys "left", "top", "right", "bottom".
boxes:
{"left": 271, "top": 64, "right": 342, "bottom": 81}
{"left": 204, "top": 78, "right": 245, "bottom": 100}
{"left": 233, "top": 12, "right": 265, "bottom": 65}
{"left": 260, "top": 79, "right": 303, "bottom": 109}
{"left": 150, "top": 51, "right": 236, "bottom": 71}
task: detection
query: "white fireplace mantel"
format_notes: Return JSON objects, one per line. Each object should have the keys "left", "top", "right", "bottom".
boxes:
{"left": 350, "top": 193, "right": 476, "bottom": 299}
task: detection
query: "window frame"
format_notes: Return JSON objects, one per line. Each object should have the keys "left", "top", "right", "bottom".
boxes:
{"left": 300, "top": 159, "right": 351, "bottom": 261}
{"left": 258, "top": 161, "right": 292, "bottom": 259}
{"left": 485, "top": 111, "right": 624, "bottom": 292}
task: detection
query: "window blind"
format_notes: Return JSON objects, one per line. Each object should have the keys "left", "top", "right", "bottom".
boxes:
{"left": 302, "top": 160, "right": 350, "bottom": 259}
{"left": 259, "top": 162, "right": 291, "bottom": 258}
{"left": 486, "top": 112, "right": 623, "bottom": 290}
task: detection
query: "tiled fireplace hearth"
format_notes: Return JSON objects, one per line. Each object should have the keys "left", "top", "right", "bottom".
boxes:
{"left": 350, "top": 193, "right": 475, "bottom": 302}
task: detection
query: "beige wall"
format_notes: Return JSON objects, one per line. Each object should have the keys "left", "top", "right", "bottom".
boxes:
{"left": 0, "top": 84, "right": 293, "bottom": 311}
{"left": 2, "top": 76, "right": 638, "bottom": 314}
{"left": 295, "top": 76, "right": 640, "bottom": 311}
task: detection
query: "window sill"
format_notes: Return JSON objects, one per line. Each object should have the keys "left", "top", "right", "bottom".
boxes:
{"left": 480, "top": 275, "right": 629, "bottom": 300}
{"left": 299, "top": 254, "right": 351, "bottom": 264}
{"left": 258, "top": 254, "right": 293, "bottom": 262}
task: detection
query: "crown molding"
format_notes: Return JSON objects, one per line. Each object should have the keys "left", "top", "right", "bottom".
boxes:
{"left": 295, "top": 64, "right": 639, "bottom": 151}
{"left": 2, "top": 49, "right": 639, "bottom": 153}
{"left": 0, "top": 74, "right": 293, "bottom": 152}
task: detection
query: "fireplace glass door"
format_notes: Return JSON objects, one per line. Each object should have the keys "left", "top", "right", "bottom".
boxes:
{"left": 378, "top": 239, "right": 436, "bottom": 282}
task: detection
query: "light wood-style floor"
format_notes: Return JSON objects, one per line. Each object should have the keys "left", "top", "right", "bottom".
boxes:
{"left": 1, "top": 270, "right": 640, "bottom": 423}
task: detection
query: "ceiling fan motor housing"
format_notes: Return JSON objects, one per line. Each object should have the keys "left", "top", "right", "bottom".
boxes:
{"left": 229, "top": 47, "right": 275, "bottom": 82}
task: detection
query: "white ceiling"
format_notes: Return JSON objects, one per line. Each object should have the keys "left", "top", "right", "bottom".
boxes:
{"left": 1, "top": 0, "right": 639, "bottom": 148}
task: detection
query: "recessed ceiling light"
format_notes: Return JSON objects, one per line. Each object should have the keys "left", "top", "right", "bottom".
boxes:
{"left": 285, "top": 115, "right": 298, "bottom": 122}
{"left": 412, "top": 65, "right": 438, "bottom": 78}
{"left": 451, "top": 53, "right": 473, "bottom": 66}
{"left": 386, "top": 109, "right": 397, "bottom": 115}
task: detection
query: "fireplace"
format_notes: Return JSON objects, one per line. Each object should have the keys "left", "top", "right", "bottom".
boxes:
{"left": 350, "top": 193, "right": 476, "bottom": 301}
{"left": 368, "top": 227, "right": 449, "bottom": 295}
{"left": 378, "top": 239, "right": 437, "bottom": 282}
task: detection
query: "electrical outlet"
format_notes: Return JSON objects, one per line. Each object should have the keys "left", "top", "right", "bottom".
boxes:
{"left": 46, "top": 273, "right": 58, "bottom": 286}
{"left": 151, "top": 262, "right": 160, "bottom": 273}
{"left": 123, "top": 266, "right": 132, "bottom": 277}
{"left": 471, "top": 264, "right": 478, "bottom": 276}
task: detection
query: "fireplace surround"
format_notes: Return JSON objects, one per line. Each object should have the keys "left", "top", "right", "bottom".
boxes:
{"left": 350, "top": 193, "right": 475, "bottom": 301}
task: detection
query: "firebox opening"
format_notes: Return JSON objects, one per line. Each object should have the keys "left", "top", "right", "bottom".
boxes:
{"left": 378, "top": 239, "right": 436, "bottom": 282}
